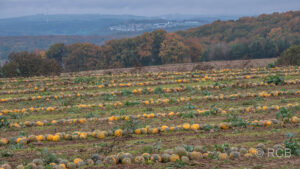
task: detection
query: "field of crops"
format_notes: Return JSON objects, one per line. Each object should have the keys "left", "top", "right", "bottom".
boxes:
{"left": 0, "top": 65, "right": 300, "bottom": 169}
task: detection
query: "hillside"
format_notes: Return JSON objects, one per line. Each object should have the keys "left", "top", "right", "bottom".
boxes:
{"left": 48, "top": 11, "right": 299, "bottom": 72}
{"left": 1, "top": 11, "right": 299, "bottom": 74}
{"left": 177, "top": 11, "right": 300, "bottom": 60}
{"left": 0, "top": 14, "right": 235, "bottom": 61}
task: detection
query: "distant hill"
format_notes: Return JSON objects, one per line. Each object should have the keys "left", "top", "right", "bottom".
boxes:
{"left": 0, "top": 14, "right": 237, "bottom": 61}
{"left": 0, "top": 14, "right": 235, "bottom": 36}
{"left": 177, "top": 11, "right": 300, "bottom": 60}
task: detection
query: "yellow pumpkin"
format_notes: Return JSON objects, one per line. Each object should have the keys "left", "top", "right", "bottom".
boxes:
{"left": 124, "top": 116, "right": 130, "bottom": 120}
{"left": 114, "top": 129, "right": 122, "bottom": 137}
{"left": 161, "top": 125, "right": 169, "bottom": 131}
{"left": 79, "top": 132, "right": 87, "bottom": 139}
{"left": 263, "top": 120, "right": 271, "bottom": 126}
{"left": 291, "top": 116, "right": 299, "bottom": 123}
{"left": 0, "top": 138, "right": 8, "bottom": 144}
{"left": 74, "top": 158, "right": 83, "bottom": 164}
{"left": 182, "top": 123, "right": 191, "bottom": 130}
{"left": 191, "top": 124, "right": 199, "bottom": 130}
{"left": 52, "top": 135, "right": 60, "bottom": 142}
{"left": 108, "top": 116, "right": 115, "bottom": 122}
{"left": 218, "top": 153, "right": 228, "bottom": 160}
{"left": 169, "top": 154, "right": 180, "bottom": 162}
{"left": 47, "top": 134, "right": 54, "bottom": 141}
{"left": 219, "top": 123, "right": 229, "bottom": 130}
{"left": 135, "top": 129, "right": 142, "bottom": 135}
{"left": 151, "top": 128, "right": 158, "bottom": 134}
{"left": 36, "top": 121, "right": 44, "bottom": 126}
{"left": 97, "top": 132, "right": 106, "bottom": 139}
{"left": 36, "top": 135, "right": 44, "bottom": 141}
{"left": 59, "top": 164, "right": 66, "bottom": 169}
{"left": 249, "top": 148, "right": 257, "bottom": 155}
{"left": 168, "top": 112, "right": 175, "bottom": 116}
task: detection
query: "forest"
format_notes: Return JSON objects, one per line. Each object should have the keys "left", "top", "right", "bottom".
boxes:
{"left": 1, "top": 11, "right": 300, "bottom": 77}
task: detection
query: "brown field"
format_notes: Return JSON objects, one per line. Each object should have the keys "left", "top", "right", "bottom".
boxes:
{"left": 0, "top": 58, "right": 299, "bottom": 169}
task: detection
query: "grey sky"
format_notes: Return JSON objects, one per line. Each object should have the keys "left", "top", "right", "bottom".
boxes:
{"left": 0, "top": 0, "right": 299, "bottom": 18}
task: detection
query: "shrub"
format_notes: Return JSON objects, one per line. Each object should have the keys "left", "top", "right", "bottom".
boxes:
{"left": 277, "top": 44, "right": 300, "bottom": 66}
{"left": 264, "top": 74, "right": 284, "bottom": 85}
{"left": 266, "top": 62, "right": 276, "bottom": 69}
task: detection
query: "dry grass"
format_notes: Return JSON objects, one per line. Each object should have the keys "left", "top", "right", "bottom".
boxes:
{"left": 69, "top": 58, "right": 276, "bottom": 76}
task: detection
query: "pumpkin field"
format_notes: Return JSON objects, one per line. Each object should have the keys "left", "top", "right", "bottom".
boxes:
{"left": 0, "top": 65, "right": 300, "bottom": 169}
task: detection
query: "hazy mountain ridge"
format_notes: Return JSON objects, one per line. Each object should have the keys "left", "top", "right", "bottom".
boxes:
{"left": 0, "top": 14, "right": 236, "bottom": 36}
{"left": 0, "top": 14, "right": 237, "bottom": 61}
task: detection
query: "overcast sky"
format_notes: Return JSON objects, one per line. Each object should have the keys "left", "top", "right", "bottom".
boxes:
{"left": 0, "top": 0, "right": 299, "bottom": 18}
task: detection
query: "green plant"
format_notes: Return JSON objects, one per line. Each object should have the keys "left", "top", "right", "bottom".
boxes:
{"left": 74, "top": 76, "right": 96, "bottom": 84}
{"left": 84, "top": 112, "right": 98, "bottom": 118}
{"left": 214, "top": 142, "right": 230, "bottom": 153}
{"left": 182, "top": 103, "right": 195, "bottom": 110}
{"left": 0, "top": 116, "right": 9, "bottom": 128}
{"left": 181, "top": 111, "right": 196, "bottom": 118}
{"left": 224, "top": 114, "right": 247, "bottom": 128}
{"left": 264, "top": 74, "right": 284, "bottom": 85}
{"left": 281, "top": 99, "right": 288, "bottom": 103}
{"left": 8, "top": 143, "right": 24, "bottom": 150}
{"left": 142, "top": 88, "right": 150, "bottom": 94}
{"left": 74, "top": 77, "right": 86, "bottom": 83}
{"left": 203, "top": 124, "right": 212, "bottom": 131}
{"left": 124, "top": 101, "right": 140, "bottom": 106}
{"left": 121, "top": 90, "right": 132, "bottom": 96}
{"left": 276, "top": 107, "right": 293, "bottom": 123}
{"left": 122, "top": 119, "right": 141, "bottom": 131}
{"left": 167, "top": 159, "right": 186, "bottom": 168}
{"left": 284, "top": 133, "right": 300, "bottom": 156}
{"left": 183, "top": 145, "right": 194, "bottom": 152}
{"left": 41, "top": 148, "right": 58, "bottom": 164}
{"left": 152, "top": 139, "right": 162, "bottom": 152}
{"left": 102, "top": 94, "right": 115, "bottom": 101}
{"left": 0, "top": 151, "right": 13, "bottom": 157}
{"left": 203, "top": 106, "right": 218, "bottom": 116}
{"left": 201, "top": 90, "right": 211, "bottom": 96}
{"left": 154, "top": 87, "right": 163, "bottom": 94}
{"left": 142, "top": 146, "right": 153, "bottom": 154}
{"left": 255, "top": 96, "right": 264, "bottom": 101}
{"left": 213, "top": 82, "right": 221, "bottom": 87}
{"left": 266, "top": 62, "right": 276, "bottom": 69}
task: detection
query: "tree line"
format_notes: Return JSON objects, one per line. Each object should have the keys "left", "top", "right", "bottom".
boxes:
{"left": 1, "top": 11, "right": 300, "bottom": 77}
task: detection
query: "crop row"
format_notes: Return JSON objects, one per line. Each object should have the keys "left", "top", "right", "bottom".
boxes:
{"left": 1, "top": 71, "right": 299, "bottom": 96}
{"left": 1, "top": 116, "right": 299, "bottom": 146}
{"left": 1, "top": 89, "right": 299, "bottom": 115}
{"left": 5, "top": 140, "right": 297, "bottom": 169}
{"left": 6, "top": 102, "right": 300, "bottom": 129}
{"left": 1, "top": 79, "right": 299, "bottom": 103}
{"left": 1, "top": 66, "right": 297, "bottom": 84}
{"left": 2, "top": 67, "right": 299, "bottom": 90}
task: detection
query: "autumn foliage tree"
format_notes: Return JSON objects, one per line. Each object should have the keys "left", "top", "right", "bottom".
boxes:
{"left": 1, "top": 52, "right": 61, "bottom": 77}
{"left": 159, "top": 33, "right": 189, "bottom": 64}
{"left": 184, "top": 38, "right": 203, "bottom": 62}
